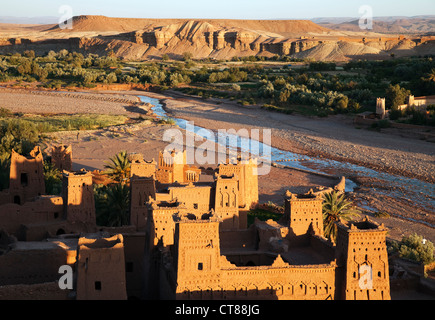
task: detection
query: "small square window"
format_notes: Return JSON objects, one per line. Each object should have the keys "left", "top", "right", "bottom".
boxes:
{"left": 95, "top": 281, "right": 102, "bottom": 290}
{"left": 198, "top": 263, "right": 203, "bottom": 270}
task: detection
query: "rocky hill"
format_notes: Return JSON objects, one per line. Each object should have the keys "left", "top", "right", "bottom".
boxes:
{"left": 0, "top": 15, "right": 434, "bottom": 61}
{"left": 48, "top": 15, "right": 330, "bottom": 36}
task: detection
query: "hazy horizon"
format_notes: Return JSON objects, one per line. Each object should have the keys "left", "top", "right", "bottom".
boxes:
{"left": 1, "top": 0, "right": 434, "bottom": 21}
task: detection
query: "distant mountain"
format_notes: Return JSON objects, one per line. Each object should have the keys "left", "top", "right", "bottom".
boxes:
{"left": 312, "top": 15, "right": 435, "bottom": 34}
{"left": 0, "top": 16, "right": 59, "bottom": 25}
{"left": 0, "top": 15, "right": 434, "bottom": 62}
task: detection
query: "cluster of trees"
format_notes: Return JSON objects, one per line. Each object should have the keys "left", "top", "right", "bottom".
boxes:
{"left": 230, "top": 55, "right": 303, "bottom": 63}
{"left": 344, "top": 57, "right": 435, "bottom": 97}
{"left": 0, "top": 50, "right": 197, "bottom": 88}
{"left": 309, "top": 61, "right": 337, "bottom": 71}
{"left": 256, "top": 77, "right": 355, "bottom": 115}
{"left": 1, "top": 50, "right": 122, "bottom": 86}
{"left": 207, "top": 68, "right": 248, "bottom": 83}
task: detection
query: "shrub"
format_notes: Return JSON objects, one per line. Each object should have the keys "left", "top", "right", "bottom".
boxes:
{"left": 0, "top": 107, "right": 12, "bottom": 118}
{"left": 389, "top": 106, "right": 404, "bottom": 120}
{"left": 158, "top": 117, "right": 176, "bottom": 125}
{"left": 385, "top": 84, "right": 410, "bottom": 109}
{"left": 391, "top": 233, "right": 435, "bottom": 264}
{"left": 371, "top": 119, "right": 391, "bottom": 129}
{"left": 373, "top": 211, "right": 390, "bottom": 218}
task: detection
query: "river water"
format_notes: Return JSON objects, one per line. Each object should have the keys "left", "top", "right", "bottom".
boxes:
{"left": 138, "top": 95, "right": 435, "bottom": 222}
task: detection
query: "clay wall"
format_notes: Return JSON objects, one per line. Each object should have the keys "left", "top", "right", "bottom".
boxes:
{"left": 0, "top": 281, "right": 71, "bottom": 300}
{"left": 218, "top": 158, "right": 258, "bottom": 210}
{"left": 62, "top": 170, "right": 96, "bottom": 226}
{"left": 123, "top": 233, "right": 146, "bottom": 299}
{"left": 9, "top": 146, "right": 45, "bottom": 205}
{"left": 0, "top": 196, "right": 63, "bottom": 239}
{"left": 76, "top": 234, "right": 127, "bottom": 300}
{"left": 130, "top": 157, "right": 156, "bottom": 179}
{"left": 0, "top": 242, "right": 69, "bottom": 286}
{"left": 310, "top": 235, "right": 336, "bottom": 262}
{"left": 149, "top": 205, "right": 179, "bottom": 248}
{"left": 130, "top": 177, "right": 156, "bottom": 230}
{"left": 169, "top": 185, "right": 212, "bottom": 216}
{"left": 219, "top": 226, "right": 257, "bottom": 251}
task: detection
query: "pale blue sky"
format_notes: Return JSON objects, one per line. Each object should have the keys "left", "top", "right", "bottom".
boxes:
{"left": 1, "top": 0, "right": 434, "bottom": 19}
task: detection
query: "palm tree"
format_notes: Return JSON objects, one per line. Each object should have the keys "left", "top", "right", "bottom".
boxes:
{"left": 322, "top": 191, "right": 361, "bottom": 241}
{"left": 0, "top": 153, "right": 10, "bottom": 191}
{"left": 424, "top": 69, "right": 435, "bottom": 83}
{"left": 105, "top": 183, "right": 130, "bottom": 227}
{"left": 103, "top": 151, "right": 131, "bottom": 184}
{"left": 43, "top": 160, "right": 62, "bottom": 195}
{"left": 94, "top": 183, "right": 130, "bottom": 227}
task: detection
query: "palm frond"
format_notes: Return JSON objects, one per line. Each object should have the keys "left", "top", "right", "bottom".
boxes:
{"left": 322, "top": 191, "right": 361, "bottom": 241}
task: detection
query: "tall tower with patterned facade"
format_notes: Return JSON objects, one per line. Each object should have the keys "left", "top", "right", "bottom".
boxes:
{"left": 218, "top": 157, "right": 258, "bottom": 210}
{"left": 335, "top": 217, "right": 390, "bottom": 300}
{"left": 174, "top": 216, "right": 222, "bottom": 300}
{"left": 214, "top": 174, "right": 240, "bottom": 230}
{"left": 284, "top": 192, "right": 324, "bottom": 245}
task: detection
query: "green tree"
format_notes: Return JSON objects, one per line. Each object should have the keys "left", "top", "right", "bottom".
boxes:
{"left": 182, "top": 52, "right": 193, "bottom": 61}
{"left": 0, "top": 153, "right": 10, "bottom": 191}
{"left": 23, "top": 50, "right": 35, "bottom": 59}
{"left": 335, "top": 96, "right": 349, "bottom": 112}
{"left": 322, "top": 191, "right": 361, "bottom": 241}
{"left": 106, "top": 72, "right": 117, "bottom": 84}
{"left": 43, "top": 160, "right": 62, "bottom": 195}
{"left": 103, "top": 151, "right": 131, "bottom": 184}
{"left": 391, "top": 233, "right": 435, "bottom": 265}
{"left": 424, "top": 68, "right": 435, "bottom": 83}
{"left": 94, "top": 183, "right": 130, "bottom": 227}
{"left": 0, "top": 119, "right": 40, "bottom": 156}
{"left": 385, "top": 84, "right": 410, "bottom": 109}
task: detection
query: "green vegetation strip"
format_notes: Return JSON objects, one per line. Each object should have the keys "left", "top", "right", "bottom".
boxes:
{"left": 0, "top": 111, "right": 128, "bottom": 132}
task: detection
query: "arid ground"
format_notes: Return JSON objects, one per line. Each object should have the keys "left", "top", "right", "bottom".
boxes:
{"left": 1, "top": 87, "right": 434, "bottom": 245}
